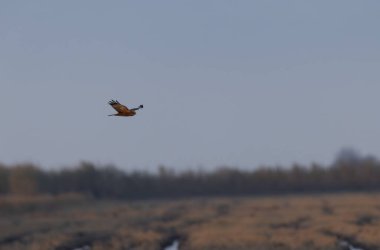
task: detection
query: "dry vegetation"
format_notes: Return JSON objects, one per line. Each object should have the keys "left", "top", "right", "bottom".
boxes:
{"left": 1, "top": 193, "right": 380, "bottom": 250}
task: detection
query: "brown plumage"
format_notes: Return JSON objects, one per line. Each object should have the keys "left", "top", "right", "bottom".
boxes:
{"left": 108, "top": 100, "right": 143, "bottom": 117}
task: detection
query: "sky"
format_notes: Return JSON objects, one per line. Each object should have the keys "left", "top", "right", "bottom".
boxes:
{"left": 1, "top": 1, "right": 380, "bottom": 171}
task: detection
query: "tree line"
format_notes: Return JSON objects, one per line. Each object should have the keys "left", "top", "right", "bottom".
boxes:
{"left": 1, "top": 150, "right": 380, "bottom": 199}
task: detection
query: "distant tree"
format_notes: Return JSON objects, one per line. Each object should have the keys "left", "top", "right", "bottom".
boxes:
{"left": 334, "top": 147, "right": 363, "bottom": 166}
{"left": 0, "top": 164, "right": 9, "bottom": 194}
{"left": 9, "top": 164, "right": 41, "bottom": 196}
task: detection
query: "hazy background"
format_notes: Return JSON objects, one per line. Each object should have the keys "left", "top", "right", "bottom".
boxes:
{"left": 1, "top": 1, "right": 379, "bottom": 170}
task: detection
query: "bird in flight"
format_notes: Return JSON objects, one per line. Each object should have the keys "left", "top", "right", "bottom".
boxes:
{"left": 108, "top": 100, "right": 143, "bottom": 117}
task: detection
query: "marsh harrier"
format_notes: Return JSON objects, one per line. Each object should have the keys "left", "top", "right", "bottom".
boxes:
{"left": 108, "top": 100, "right": 143, "bottom": 117}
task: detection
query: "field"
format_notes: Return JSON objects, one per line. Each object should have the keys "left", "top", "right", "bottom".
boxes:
{"left": 1, "top": 193, "right": 380, "bottom": 250}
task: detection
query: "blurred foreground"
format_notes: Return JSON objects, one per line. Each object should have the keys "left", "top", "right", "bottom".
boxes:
{"left": 1, "top": 193, "right": 380, "bottom": 250}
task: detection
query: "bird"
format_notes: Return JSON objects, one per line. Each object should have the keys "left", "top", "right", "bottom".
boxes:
{"left": 108, "top": 100, "right": 143, "bottom": 117}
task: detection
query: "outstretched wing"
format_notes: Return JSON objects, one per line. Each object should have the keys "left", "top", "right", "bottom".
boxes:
{"left": 108, "top": 100, "right": 130, "bottom": 113}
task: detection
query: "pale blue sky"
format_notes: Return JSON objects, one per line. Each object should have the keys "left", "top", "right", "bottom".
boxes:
{"left": 1, "top": 1, "right": 380, "bottom": 170}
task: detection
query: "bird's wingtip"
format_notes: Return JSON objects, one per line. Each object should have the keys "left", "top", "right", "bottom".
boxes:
{"left": 108, "top": 100, "right": 119, "bottom": 105}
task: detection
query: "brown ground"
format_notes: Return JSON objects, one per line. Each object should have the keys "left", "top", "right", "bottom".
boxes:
{"left": 1, "top": 192, "right": 380, "bottom": 250}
